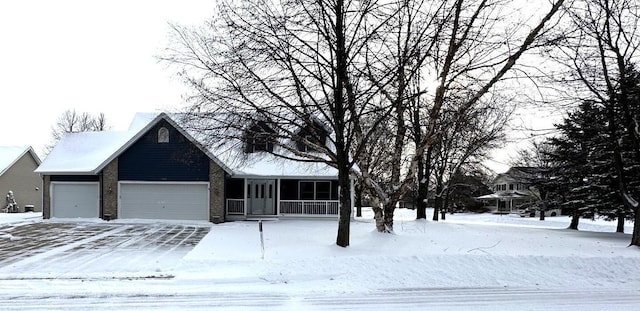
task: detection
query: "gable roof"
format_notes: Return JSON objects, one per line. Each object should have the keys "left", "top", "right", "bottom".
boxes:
{"left": 35, "top": 113, "right": 231, "bottom": 175}
{"left": 493, "top": 166, "right": 548, "bottom": 185}
{"left": 0, "top": 146, "right": 41, "bottom": 177}
{"left": 134, "top": 112, "right": 338, "bottom": 178}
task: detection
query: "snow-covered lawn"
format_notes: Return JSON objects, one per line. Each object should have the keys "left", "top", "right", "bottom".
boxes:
{"left": 0, "top": 209, "right": 639, "bottom": 310}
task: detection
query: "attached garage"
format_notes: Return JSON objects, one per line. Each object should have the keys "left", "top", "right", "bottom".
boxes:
{"left": 50, "top": 182, "right": 100, "bottom": 218}
{"left": 119, "top": 182, "right": 209, "bottom": 221}
{"left": 37, "top": 113, "right": 228, "bottom": 222}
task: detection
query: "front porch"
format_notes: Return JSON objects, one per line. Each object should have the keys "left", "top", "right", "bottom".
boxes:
{"left": 226, "top": 198, "right": 339, "bottom": 219}
{"left": 225, "top": 177, "right": 347, "bottom": 220}
{"left": 477, "top": 191, "right": 535, "bottom": 214}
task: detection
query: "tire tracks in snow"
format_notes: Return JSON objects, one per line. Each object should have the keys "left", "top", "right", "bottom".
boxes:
{"left": 0, "top": 225, "right": 130, "bottom": 275}
{"left": 0, "top": 287, "right": 638, "bottom": 310}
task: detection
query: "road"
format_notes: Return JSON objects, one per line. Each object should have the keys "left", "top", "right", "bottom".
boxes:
{"left": 0, "top": 286, "right": 638, "bottom": 310}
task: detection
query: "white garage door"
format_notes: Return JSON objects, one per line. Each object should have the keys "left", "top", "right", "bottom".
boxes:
{"left": 51, "top": 182, "right": 100, "bottom": 218}
{"left": 119, "top": 183, "right": 209, "bottom": 221}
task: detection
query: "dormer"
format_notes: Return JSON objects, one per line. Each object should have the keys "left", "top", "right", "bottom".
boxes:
{"left": 244, "top": 121, "right": 276, "bottom": 153}
{"left": 295, "top": 119, "right": 330, "bottom": 153}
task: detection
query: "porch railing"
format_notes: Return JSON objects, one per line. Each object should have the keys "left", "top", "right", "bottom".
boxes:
{"left": 227, "top": 199, "right": 245, "bottom": 215}
{"left": 280, "top": 200, "right": 339, "bottom": 215}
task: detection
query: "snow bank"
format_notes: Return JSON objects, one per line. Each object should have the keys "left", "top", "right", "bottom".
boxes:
{"left": 175, "top": 209, "right": 640, "bottom": 295}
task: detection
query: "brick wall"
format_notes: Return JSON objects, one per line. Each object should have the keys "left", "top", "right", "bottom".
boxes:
{"left": 102, "top": 158, "right": 118, "bottom": 219}
{"left": 209, "top": 160, "right": 225, "bottom": 223}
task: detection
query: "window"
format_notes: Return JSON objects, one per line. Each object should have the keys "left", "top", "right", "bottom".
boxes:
{"left": 299, "top": 181, "right": 331, "bottom": 200}
{"left": 251, "top": 135, "right": 273, "bottom": 152}
{"left": 316, "top": 182, "right": 331, "bottom": 200}
{"left": 300, "top": 181, "right": 315, "bottom": 200}
{"left": 295, "top": 121, "right": 328, "bottom": 152}
{"left": 244, "top": 122, "right": 275, "bottom": 153}
{"left": 158, "top": 127, "right": 169, "bottom": 143}
{"left": 302, "top": 135, "right": 314, "bottom": 152}
{"left": 509, "top": 184, "right": 514, "bottom": 190}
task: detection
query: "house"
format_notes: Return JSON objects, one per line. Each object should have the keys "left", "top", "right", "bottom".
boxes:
{"left": 477, "top": 167, "right": 541, "bottom": 214}
{"left": 0, "top": 146, "right": 42, "bottom": 212}
{"left": 35, "top": 113, "right": 349, "bottom": 222}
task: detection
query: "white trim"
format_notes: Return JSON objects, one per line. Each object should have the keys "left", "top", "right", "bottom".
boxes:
{"left": 350, "top": 177, "right": 355, "bottom": 218}
{"left": 50, "top": 181, "right": 100, "bottom": 218}
{"left": 117, "top": 181, "right": 210, "bottom": 220}
{"left": 243, "top": 178, "right": 248, "bottom": 216}
{"left": 276, "top": 178, "right": 281, "bottom": 215}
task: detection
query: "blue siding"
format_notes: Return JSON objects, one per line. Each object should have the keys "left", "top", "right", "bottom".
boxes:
{"left": 118, "top": 120, "right": 210, "bottom": 181}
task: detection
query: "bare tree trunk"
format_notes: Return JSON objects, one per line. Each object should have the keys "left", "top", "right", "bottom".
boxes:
{"left": 372, "top": 206, "right": 385, "bottom": 232}
{"left": 632, "top": 204, "right": 640, "bottom": 245}
{"left": 416, "top": 154, "right": 427, "bottom": 219}
{"left": 433, "top": 180, "right": 442, "bottom": 221}
{"left": 617, "top": 211, "right": 625, "bottom": 233}
{"left": 334, "top": 0, "right": 351, "bottom": 248}
{"left": 383, "top": 201, "right": 396, "bottom": 232}
{"left": 539, "top": 192, "right": 547, "bottom": 221}
{"left": 336, "top": 164, "right": 351, "bottom": 247}
{"left": 355, "top": 183, "right": 362, "bottom": 218}
{"left": 568, "top": 209, "right": 580, "bottom": 230}
{"left": 441, "top": 186, "right": 450, "bottom": 221}
{"left": 416, "top": 146, "right": 433, "bottom": 220}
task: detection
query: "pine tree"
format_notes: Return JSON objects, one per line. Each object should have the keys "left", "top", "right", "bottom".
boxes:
{"left": 547, "top": 101, "right": 609, "bottom": 229}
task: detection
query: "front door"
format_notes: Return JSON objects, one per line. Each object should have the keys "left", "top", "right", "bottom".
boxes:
{"left": 247, "top": 180, "right": 275, "bottom": 215}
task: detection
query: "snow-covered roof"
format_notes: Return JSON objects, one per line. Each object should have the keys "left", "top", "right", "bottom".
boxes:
{"left": 0, "top": 146, "right": 41, "bottom": 176}
{"left": 36, "top": 113, "right": 232, "bottom": 175}
{"left": 35, "top": 131, "right": 136, "bottom": 174}
{"left": 218, "top": 151, "right": 337, "bottom": 178}
{"left": 477, "top": 191, "right": 531, "bottom": 200}
{"left": 36, "top": 112, "right": 337, "bottom": 178}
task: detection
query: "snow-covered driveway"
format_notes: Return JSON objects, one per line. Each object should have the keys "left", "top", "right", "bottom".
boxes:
{"left": 0, "top": 222, "right": 209, "bottom": 279}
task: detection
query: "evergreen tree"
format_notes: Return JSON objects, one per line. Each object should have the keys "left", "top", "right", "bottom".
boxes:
{"left": 547, "top": 101, "right": 610, "bottom": 229}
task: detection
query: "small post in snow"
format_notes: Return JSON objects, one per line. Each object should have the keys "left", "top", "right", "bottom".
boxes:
{"left": 259, "top": 220, "right": 265, "bottom": 259}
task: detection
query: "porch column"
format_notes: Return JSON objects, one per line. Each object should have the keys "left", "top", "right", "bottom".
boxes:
{"left": 243, "top": 178, "right": 248, "bottom": 216}
{"left": 350, "top": 177, "right": 355, "bottom": 218}
{"left": 276, "top": 178, "right": 281, "bottom": 215}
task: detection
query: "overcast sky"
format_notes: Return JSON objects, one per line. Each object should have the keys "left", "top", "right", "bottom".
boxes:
{"left": 0, "top": 0, "right": 560, "bottom": 173}
{"left": 0, "top": 0, "right": 216, "bottom": 156}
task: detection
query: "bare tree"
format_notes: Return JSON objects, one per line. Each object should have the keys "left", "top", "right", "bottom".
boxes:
{"left": 163, "top": 0, "right": 566, "bottom": 240}
{"left": 163, "top": 0, "right": 403, "bottom": 246}
{"left": 361, "top": 0, "right": 567, "bottom": 230}
{"left": 430, "top": 96, "right": 511, "bottom": 221}
{"left": 46, "top": 109, "right": 109, "bottom": 153}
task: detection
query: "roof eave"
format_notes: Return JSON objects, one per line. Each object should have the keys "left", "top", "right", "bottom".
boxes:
{"left": 1, "top": 146, "right": 41, "bottom": 177}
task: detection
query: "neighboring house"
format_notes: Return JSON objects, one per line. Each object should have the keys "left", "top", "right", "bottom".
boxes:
{"left": 477, "top": 167, "right": 541, "bottom": 214}
{"left": 0, "top": 146, "right": 42, "bottom": 212}
{"left": 35, "top": 113, "right": 348, "bottom": 222}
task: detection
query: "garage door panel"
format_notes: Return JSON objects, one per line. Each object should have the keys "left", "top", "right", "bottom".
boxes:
{"left": 119, "top": 183, "right": 209, "bottom": 221}
{"left": 51, "top": 183, "right": 100, "bottom": 218}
